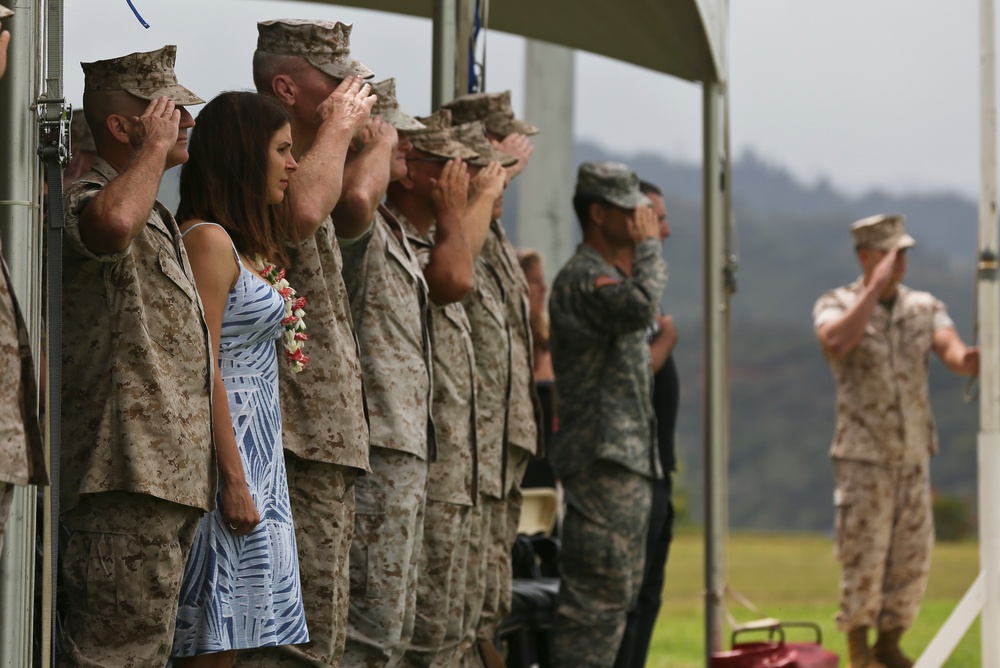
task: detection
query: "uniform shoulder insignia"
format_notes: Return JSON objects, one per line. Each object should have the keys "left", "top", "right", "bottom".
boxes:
{"left": 594, "top": 275, "right": 623, "bottom": 289}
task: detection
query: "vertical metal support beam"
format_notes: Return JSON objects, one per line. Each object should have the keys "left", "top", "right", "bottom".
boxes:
{"left": 431, "top": 0, "right": 457, "bottom": 109}
{"left": 0, "top": 0, "right": 42, "bottom": 662}
{"left": 517, "top": 40, "right": 576, "bottom": 277}
{"left": 454, "top": 0, "right": 473, "bottom": 96}
{"left": 978, "top": 0, "right": 1000, "bottom": 665}
{"left": 702, "top": 79, "right": 727, "bottom": 661}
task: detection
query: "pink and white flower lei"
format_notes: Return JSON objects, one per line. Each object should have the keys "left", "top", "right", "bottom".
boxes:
{"left": 253, "top": 255, "right": 309, "bottom": 373}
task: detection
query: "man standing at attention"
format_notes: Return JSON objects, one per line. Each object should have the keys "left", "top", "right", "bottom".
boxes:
{"left": 813, "top": 214, "right": 978, "bottom": 668}
{"left": 548, "top": 161, "right": 666, "bottom": 668}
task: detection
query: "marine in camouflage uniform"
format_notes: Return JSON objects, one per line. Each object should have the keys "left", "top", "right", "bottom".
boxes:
{"left": 813, "top": 214, "right": 978, "bottom": 668}
{"left": 384, "top": 111, "right": 486, "bottom": 668}
{"left": 241, "top": 20, "right": 375, "bottom": 668}
{"left": 444, "top": 93, "right": 545, "bottom": 659}
{"left": 60, "top": 46, "right": 215, "bottom": 667}
{"left": 333, "top": 80, "right": 436, "bottom": 668}
{"left": 548, "top": 161, "right": 667, "bottom": 668}
{"left": 0, "top": 0, "right": 46, "bottom": 554}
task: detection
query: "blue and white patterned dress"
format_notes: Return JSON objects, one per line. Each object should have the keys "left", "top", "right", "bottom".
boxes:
{"left": 172, "top": 223, "right": 308, "bottom": 655}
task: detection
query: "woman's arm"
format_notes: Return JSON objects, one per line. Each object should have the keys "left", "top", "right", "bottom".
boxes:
{"left": 181, "top": 223, "right": 261, "bottom": 534}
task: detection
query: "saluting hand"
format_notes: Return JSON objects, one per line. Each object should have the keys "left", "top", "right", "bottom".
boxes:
{"left": 354, "top": 116, "right": 398, "bottom": 153}
{"left": 630, "top": 204, "right": 660, "bottom": 245}
{"left": 869, "top": 247, "right": 900, "bottom": 296}
{"left": 129, "top": 96, "right": 181, "bottom": 154}
{"left": 319, "top": 75, "right": 376, "bottom": 138}
{"left": 431, "top": 158, "right": 470, "bottom": 223}
{"left": 469, "top": 161, "right": 506, "bottom": 203}
{"left": 492, "top": 132, "right": 534, "bottom": 180}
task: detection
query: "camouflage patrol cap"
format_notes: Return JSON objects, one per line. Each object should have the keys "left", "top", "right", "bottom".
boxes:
{"left": 257, "top": 19, "right": 373, "bottom": 81}
{"left": 371, "top": 78, "right": 424, "bottom": 132}
{"left": 443, "top": 90, "right": 539, "bottom": 138}
{"left": 575, "top": 161, "right": 651, "bottom": 209}
{"left": 409, "top": 109, "right": 479, "bottom": 161}
{"left": 851, "top": 213, "right": 916, "bottom": 251}
{"left": 71, "top": 110, "right": 96, "bottom": 154}
{"left": 0, "top": 5, "right": 13, "bottom": 19}
{"left": 453, "top": 121, "right": 517, "bottom": 167}
{"left": 81, "top": 46, "right": 204, "bottom": 105}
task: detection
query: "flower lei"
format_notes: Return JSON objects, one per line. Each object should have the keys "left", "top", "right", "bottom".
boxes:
{"left": 253, "top": 255, "right": 309, "bottom": 373}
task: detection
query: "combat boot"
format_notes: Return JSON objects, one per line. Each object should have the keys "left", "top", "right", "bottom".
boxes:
{"left": 873, "top": 628, "right": 914, "bottom": 668}
{"left": 847, "top": 627, "right": 887, "bottom": 668}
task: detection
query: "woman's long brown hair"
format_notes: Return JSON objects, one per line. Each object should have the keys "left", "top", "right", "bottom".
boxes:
{"left": 178, "top": 91, "right": 294, "bottom": 266}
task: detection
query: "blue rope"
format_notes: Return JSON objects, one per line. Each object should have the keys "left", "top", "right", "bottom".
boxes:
{"left": 468, "top": 0, "right": 481, "bottom": 93}
{"left": 126, "top": 0, "right": 150, "bottom": 29}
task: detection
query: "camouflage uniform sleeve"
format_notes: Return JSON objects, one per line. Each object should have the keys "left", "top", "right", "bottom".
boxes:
{"left": 338, "top": 222, "right": 375, "bottom": 326}
{"left": 574, "top": 239, "right": 666, "bottom": 337}
{"left": 812, "top": 289, "right": 845, "bottom": 332}
{"left": 63, "top": 182, "right": 131, "bottom": 263}
{"left": 931, "top": 297, "right": 956, "bottom": 332}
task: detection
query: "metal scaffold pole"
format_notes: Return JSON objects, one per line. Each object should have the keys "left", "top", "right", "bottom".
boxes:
{"left": 915, "top": 1, "right": 998, "bottom": 665}
{"left": 975, "top": 0, "right": 1000, "bottom": 663}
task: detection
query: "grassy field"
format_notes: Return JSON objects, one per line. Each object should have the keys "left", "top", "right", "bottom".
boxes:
{"left": 647, "top": 530, "right": 981, "bottom": 667}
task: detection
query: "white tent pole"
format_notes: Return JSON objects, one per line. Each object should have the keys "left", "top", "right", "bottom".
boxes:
{"left": 976, "top": 0, "right": 1000, "bottom": 664}
{"left": 517, "top": 40, "right": 576, "bottom": 275}
{"left": 915, "top": 1, "right": 999, "bottom": 665}
{"left": 0, "top": 0, "right": 43, "bottom": 661}
{"left": 702, "top": 78, "right": 727, "bottom": 661}
{"left": 431, "top": 0, "right": 457, "bottom": 108}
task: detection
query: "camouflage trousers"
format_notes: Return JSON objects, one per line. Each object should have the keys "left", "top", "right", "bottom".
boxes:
{"left": 476, "top": 445, "right": 532, "bottom": 644}
{"left": 0, "top": 481, "right": 13, "bottom": 554}
{"left": 238, "top": 458, "right": 359, "bottom": 667}
{"left": 455, "top": 497, "right": 492, "bottom": 668}
{"left": 60, "top": 491, "right": 202, "bottom": 668}
{"left": 834, "top": 458, "right": 933, "bottom": 632}
{"left": 400, "top": 500, "right": 474, "bottom": 667}
{"left": 550, "top": 462, "right": 652, "bottom": 668}
{"left": 342, "top": 447, "right": 428, "bottom": 668}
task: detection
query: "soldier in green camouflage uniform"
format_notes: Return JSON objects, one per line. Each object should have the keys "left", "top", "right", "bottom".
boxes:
{"left": 60, "top": 46, "right": 215, "bottom": 667}
{"left": 444, "top": 93, "right": 545, "bottom": 664}
{"left": 814, "top": 214, "right": 978, "bottom": 668}
{"left": 548, "top": 161, "right": 667, "bottom": 668}
{"left": 0, "top": 0, "right": 45, "bottom": 555}
{"left": 242, "top": 20, "right": 376, "bottom": 668}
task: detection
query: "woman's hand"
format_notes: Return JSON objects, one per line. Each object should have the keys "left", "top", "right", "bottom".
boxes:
{"left": 220, "top": 474, "right": 260, "bottom": 535}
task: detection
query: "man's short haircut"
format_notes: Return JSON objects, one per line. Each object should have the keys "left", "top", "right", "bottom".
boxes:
{"left": 573, "top": 193, "right": 604, "bottom": 232}
{"left": 252, "top": 50, "right": 306, "bottom": 95}
{"left": 639, "top": 180, "right": 662, "bottom": 197}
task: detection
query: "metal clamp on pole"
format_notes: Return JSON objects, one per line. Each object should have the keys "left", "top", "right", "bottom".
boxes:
{"left": 978, "top": 248, "right": 999, "bottom": 280}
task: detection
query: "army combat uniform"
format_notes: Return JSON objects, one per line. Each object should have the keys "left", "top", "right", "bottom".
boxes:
{"left": 548, "top": 162, "right": 667, "bottom": 668}
{"left": 813, "top": 279, "right": 951, "bottom": 633}
{"left": 238, "top": 21, "right": 373, "bottom": 668}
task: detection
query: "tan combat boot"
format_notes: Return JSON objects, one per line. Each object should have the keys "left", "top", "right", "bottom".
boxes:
{"left": 848, "top": 627, "right": 888, "bottom": 668}
{"left": 873, "top": 628, "right": 914, "bottom": 668}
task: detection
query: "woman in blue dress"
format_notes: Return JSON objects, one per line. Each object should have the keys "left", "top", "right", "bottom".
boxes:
{"left": 171, "top": 91, "right": 308, "bottom": 666}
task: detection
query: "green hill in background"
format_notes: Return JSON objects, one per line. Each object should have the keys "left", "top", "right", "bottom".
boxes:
{"left": 564, "top": 143, "right": 980, "bottom": 532}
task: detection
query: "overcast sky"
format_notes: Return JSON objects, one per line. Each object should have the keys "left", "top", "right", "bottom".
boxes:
{"left": 60, "top": 0, "right": 988, "bottom": 199}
